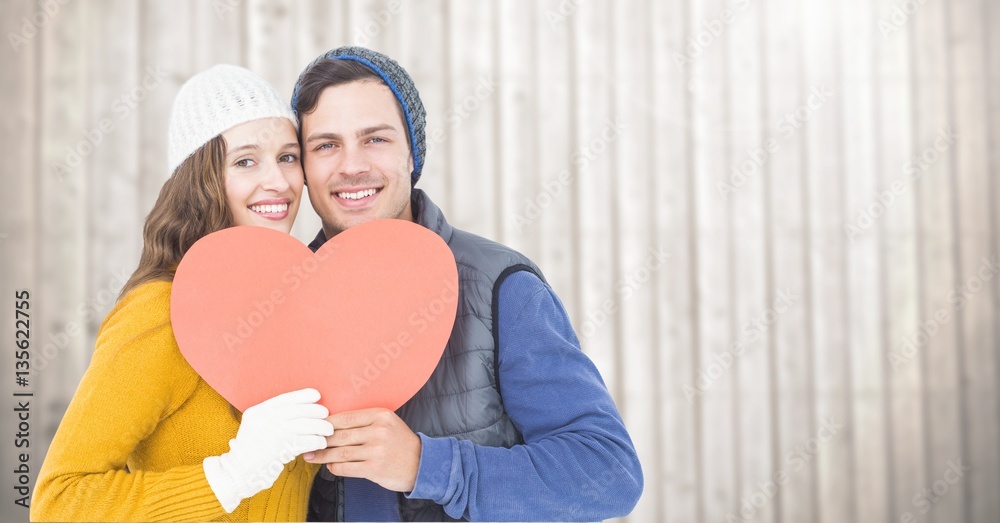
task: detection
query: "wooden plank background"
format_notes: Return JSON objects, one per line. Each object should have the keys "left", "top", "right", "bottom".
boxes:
{"left": 1, "top": 1, "right": 997, "bottom": 522}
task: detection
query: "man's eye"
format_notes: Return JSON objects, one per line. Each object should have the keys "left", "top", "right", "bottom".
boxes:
{"left": 369, "top": 137, "right": 386, "bottom": 144}
{"left": 316, "top": 143, "right": 333, "bottom": 151}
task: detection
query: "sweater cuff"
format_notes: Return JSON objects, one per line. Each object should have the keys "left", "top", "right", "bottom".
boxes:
{"left": 203, "top": 455, "right": 242, "bottom": 513}
{"left": 406, "top": 433, "right": 454, "bottom": 503}
{"left": 145, "top": 463, "right": 228, "bottom": 521}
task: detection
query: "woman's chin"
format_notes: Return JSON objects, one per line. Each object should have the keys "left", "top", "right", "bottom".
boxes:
{"left": 237, "top": 212, "right": 296, "bottom": 233}
{"left": 259, "top": 220, "right": 295, "bottom": 234}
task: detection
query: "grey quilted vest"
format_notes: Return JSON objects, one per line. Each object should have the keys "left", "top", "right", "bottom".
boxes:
{"left": 307, "top": 189, "right": 545, "bottom": 522}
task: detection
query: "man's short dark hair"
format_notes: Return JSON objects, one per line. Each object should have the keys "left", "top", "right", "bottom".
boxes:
{"left": 294, "top": 59, "right": 383, "bottom": 117}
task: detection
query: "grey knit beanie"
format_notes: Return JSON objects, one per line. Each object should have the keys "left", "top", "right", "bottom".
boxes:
{"left": 291, "top": 46, "right": 426, "bottom": 184}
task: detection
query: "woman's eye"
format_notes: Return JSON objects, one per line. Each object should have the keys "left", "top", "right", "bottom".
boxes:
{"left": 235, "top": 158, "right": 256, "bottom": 168}
{"left": 279, "top": 153, "right": 299, "bottom": 163}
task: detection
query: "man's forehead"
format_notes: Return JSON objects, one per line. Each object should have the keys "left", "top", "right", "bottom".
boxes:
{"left": 302, "top": 81, "right": 408, "bottom": 130}
{"left": 320, "top": 81, "right": 395, "bottom": 105}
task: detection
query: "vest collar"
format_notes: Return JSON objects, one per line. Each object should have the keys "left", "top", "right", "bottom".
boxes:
{"left": 410, "top": 188, "right": 454, "bottom": 243}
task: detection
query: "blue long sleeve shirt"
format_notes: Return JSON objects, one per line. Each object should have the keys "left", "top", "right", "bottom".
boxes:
{"left": 347, "top": 271, "right": 643, "bottom": 521}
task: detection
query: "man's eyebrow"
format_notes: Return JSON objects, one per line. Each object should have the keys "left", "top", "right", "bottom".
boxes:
{"left": 305, "top": 125, "right": 399, "bottom": 144}
{"left": 305, "top": 132, "right": 341, "bottom": 144}
{"left": 357, "top": 124, "right": 398, "bottom": 138}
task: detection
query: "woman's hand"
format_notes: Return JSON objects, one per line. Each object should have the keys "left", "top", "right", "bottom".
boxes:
{"left": 203, "top": 388, "right": 334, "bottom": 512}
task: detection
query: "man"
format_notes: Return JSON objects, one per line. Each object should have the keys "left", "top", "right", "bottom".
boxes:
{"left": 292, "top": 46, "right": 642, "bottom": 522}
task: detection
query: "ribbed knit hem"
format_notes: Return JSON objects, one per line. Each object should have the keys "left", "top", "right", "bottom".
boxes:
{"left": 144, "top": 464, "right": 227, "bottom": 521}
{"left": 253, "top": 458, "right": 317, "bottom": 522}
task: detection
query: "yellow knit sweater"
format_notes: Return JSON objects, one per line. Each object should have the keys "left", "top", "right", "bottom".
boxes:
{"left": 31, "top": 281, "right": 319, "bottom": 522}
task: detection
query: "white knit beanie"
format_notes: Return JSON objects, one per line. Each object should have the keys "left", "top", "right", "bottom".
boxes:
{"left": 167, "top": 64, "right": 298, "bottom": 174}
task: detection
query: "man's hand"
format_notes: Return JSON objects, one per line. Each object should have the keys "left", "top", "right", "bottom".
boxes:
{"left": 304, "top": 408, "right": 422, "bottom": 493}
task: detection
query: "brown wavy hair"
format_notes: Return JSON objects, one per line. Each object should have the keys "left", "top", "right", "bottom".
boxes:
{"left": 119, "top": 136, "right": 233, "bottom": 299}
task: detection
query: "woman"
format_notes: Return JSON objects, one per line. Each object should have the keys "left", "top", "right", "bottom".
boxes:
{"left": 31, "top": 65, "right": 332, "bottom": 522}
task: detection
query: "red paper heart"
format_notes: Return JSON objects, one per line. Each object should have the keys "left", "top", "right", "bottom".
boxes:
{"left": 170, "top": 220, "right": 458, "bottom": 413}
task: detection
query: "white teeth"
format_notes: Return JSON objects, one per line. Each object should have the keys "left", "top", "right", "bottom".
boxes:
{"left": 337, "top": 188, "right": 378, "bottom": 200}
{"left": 249, "top": 203, "right": 289, "bottom": 214}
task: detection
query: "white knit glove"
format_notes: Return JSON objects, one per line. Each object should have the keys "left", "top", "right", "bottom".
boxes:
{"left": 203, "top": 388, "right": 333, "bottom": 512}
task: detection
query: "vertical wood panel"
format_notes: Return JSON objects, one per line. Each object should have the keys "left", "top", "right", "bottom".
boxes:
{"left": 347, "top": 0, "right": 391, "bottom": 67}
{"left": 764, "top": 0, "right": 817, "bottom": 520}
{"left": 840, "top": 1, "right": 891, "bottom": 521}
{"left": 344, "top": 0, "right": 374, "bottom": 49}
{"left": 245, "top": 0, "right": 297, "bottom": 106}
{"left": 412, "top": 1, "right": 452, "bottom": 218}
{"left": 949, "top": 0, "right": 1000, "bottom": 520}
{"left": 612, "top": 0, "right": 657, "bottom": 521}
{"left": 138, "top": 0, "right": 191, "bottom": 221}
{"left": 495, "top": 0, "right": 536, "bottom": 257}
{"left": 434, "top": 1, "right": 462, "bottom": 216}
{"left": 369, "top": 0, "right": 404, "bottom": 58}
{"left": 877, "top": 1, "right": 926, "bottom": 520}
{"left": 446, "top": 1, "right": 497, "bottom": 237}
{"left": 913, "top": 1, "right": 965, "bottom": 521}
{"left": 987, "top": 7, "right": 1000, "bottom": 522}
{"left": 572, "top": 0, "right": 618, "bottom": 398}
{"left": 727, "top": 0, "right": 774, "bottom": 521}
{"left": 247, "top": 0, "right": 298, "bottom": 88}
{"left": 292, "top": 0, "right": 344, "bottom": 65}
{"left": 193, "top": 0, "right": 245, "bottom": 70}
{"left": 690, "top": 0, "right": 736, "bottom": 519}
{"left": 652, "top": 0, "right": 699, "bottom": 520}
{"left": 401, "top": 0, "right": 449, "bottom": 226}
{"left": 804, "top": 0, "right": 852, "bottom": 519}
{"left": 536, "top": 0, "right": 575, "bottom": 308}
{"left": 36, "top": 0, "right": 88, "bottom": 431}
{"left": 405, "top": 0, "right": 450, "bottom": 224}
{"left": 84, "top": 0, "right": 141, "bottom": 391}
